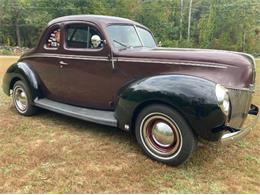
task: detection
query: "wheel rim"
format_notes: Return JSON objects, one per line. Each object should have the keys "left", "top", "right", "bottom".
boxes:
{"left": 141, "top": 113, "right": 183, "bottom": 159}
{"left": 13, "top": 86, "right": 28, "bottom": 112}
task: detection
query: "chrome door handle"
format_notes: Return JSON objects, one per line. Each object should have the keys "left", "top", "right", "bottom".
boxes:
{"left": 59, "top": 60, "right": 68, "bottom": 68}
{"left": 59, "top": 61, "right": 68, "bottom": 65}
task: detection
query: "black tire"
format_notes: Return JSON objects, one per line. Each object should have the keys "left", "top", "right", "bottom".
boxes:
{"left": 135, "top": 104, "right": 197, "bottom": 166}
{"left": 12, "top": 80, "right": 38, "bottom": 116}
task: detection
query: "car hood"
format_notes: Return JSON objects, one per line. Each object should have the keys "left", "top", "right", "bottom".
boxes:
{"left": 117, "top": 47, "right": 256, "bottom": 89}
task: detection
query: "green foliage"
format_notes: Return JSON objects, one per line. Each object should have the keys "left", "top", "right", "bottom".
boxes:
{"left": 199, "top": 1, "right": 216, "bottom": 48}
{"left": 0, "top": 0, "right": 259, "bottom": 55}
{"left": 0, "top": 48, "right": 13, "bottom": 55}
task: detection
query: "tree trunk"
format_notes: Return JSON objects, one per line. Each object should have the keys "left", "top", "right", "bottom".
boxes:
{"left": 15, "top": 19, "right": 21, "bottom": 47}
{"left": 242, "top": 31, "right": 246, "bottom": 52}
{"left": 187, "top": 0, "right": 193, "bottom": 41}
{"left": 180, "top": 0, "right": 183, "bottom": 40}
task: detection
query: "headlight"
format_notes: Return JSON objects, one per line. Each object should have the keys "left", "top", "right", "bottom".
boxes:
{"left": 215, "top": 84, "right": 230, "bottom": 116}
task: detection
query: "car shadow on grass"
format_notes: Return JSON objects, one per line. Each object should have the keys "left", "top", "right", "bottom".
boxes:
{"left": 9, "top": 105, "right": 226, "bottom": 168}
{"left": 32, "top": 108, "right": 138, "bottom": 145}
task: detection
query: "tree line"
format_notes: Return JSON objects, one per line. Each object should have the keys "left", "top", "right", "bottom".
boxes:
{"left": 0, "top": 0, "right": 259, "bottom": 55}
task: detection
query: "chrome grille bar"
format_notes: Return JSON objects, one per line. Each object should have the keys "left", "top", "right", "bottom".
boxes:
{"left": 227, "top": 88, "right": 252, "bottom": 128}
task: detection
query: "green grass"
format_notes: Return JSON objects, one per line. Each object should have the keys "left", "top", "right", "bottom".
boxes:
{"left": 0, "top": 57, "right": 260, "bottom": 193}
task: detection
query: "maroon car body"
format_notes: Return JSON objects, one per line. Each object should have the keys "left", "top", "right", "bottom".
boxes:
{"left": 25, "top": 15, "right": 255, "bottom": 109}
{"left": 2, "top": 15, "right": 258, "bottom": 165}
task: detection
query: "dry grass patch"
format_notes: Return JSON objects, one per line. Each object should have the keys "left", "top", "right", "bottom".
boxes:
{"left": 0, "top": 57, "right": 259, "bottom": 193}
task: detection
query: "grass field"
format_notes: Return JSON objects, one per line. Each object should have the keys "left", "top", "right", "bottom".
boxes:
{"left": 0, "top": 56, "right": 260, "bottom": 193}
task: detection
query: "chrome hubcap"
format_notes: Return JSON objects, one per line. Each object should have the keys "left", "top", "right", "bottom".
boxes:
{"left": 141, "top": 113, "right": 182, "bottom": 158}
{"left": 151, "top": 122, "right": 175, "bottom": 147}
{"left": 14, "top": 87, "right": 28, "bottom": 112}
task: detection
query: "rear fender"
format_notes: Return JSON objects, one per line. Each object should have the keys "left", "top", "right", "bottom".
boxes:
{"left": 2, "top": 62, "right": 43, "bottom": 100}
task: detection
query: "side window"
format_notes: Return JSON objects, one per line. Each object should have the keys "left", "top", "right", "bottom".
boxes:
{"left": 46, "top": 28, "right": 60, "bottom": 49}
{"left": 65, "top": 24, "right": 103, "bottom": 49}
{"left": 66, "top": 24, "right": 88, "bottom": 48}
{"left": 89, "top": 27, "right": 102, "bottom": 49}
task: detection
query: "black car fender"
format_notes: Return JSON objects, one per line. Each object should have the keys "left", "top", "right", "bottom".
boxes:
{"left": 2, "top": 61, "right": 43, "bottom": 100}
{"left": 115, "top": 74, "right": 227, "bottom": 141}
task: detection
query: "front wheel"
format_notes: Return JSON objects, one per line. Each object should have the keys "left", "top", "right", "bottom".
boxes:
{"left": 135, "top": 104, "right": 197, "bottom": 166}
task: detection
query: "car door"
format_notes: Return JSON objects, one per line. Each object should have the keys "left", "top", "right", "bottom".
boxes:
{"left": 56, "top": 22, "right": 116, "bottom": 110}
{"left": 28, "top": 24, "right": 65, "bottom": 100}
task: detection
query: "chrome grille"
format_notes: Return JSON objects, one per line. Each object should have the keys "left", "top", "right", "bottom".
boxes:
{"left": 227, "top": 88, "right": 252, "bottom": 128}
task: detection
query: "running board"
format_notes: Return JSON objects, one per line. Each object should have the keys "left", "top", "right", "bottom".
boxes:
{"left": 34, "top": 98, "right": 118, "bottom": 127}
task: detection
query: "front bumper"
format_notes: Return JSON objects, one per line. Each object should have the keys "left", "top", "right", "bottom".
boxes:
{"left": 221, "top": 104, "right": 259, "bottom": 144}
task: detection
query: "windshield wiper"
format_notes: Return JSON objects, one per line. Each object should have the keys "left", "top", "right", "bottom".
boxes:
{"left": 113, "top": 40, "right": 130, "bottom": 50}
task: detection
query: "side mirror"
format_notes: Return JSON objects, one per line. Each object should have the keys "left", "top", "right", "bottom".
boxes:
{"left": 91, "top": 35, "right": 102, "bottom": 48}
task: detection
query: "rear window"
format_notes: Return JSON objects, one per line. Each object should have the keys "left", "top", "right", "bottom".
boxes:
{"left": 45, "top": 28, "right": 60, "bottom": 49}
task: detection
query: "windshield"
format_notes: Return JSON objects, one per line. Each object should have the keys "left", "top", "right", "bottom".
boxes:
{"left": 106, "top": 24, "right": 156, "bottom": 50}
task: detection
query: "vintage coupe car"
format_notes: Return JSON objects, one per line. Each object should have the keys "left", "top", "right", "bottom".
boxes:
{"left": 2, "top": 15, "right": 259, "bottom": 165}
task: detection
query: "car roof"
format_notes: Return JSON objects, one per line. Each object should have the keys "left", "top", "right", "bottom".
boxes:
{"left": 48, "top": 15, "right": 146, "bottom": 28}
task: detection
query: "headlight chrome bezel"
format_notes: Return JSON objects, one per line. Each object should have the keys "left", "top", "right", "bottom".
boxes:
{"left": 215, "top": 84, "right": 230, "bottom": 117}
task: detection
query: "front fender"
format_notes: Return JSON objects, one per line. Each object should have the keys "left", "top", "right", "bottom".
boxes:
{"left": 115, "top": 75, "right": 226, "bottom": 141}
{"left": 2, "top": 62, "right": 42, "bottom": 100}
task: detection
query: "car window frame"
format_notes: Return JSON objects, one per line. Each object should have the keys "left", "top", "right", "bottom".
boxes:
{"left": 63, "top": 22, "right": 105, "bottom": 52}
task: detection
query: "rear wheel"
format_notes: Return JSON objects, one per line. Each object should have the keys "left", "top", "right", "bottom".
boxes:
{"left": 135, "top": 104, "right": 197, "bottom": 166}
{"left": 12, "top": 80, "right": 38, "bottom": 116}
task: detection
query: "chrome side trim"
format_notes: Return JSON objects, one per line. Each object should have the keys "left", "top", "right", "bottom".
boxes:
{"left": 21, "top": 53, "right": 110, "bottom": 61}
{"left": 22, "top": 53, "right": 229, "bottom": 69}
{"left": 118, "top": 57, "right": 228, "bottom": 69}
